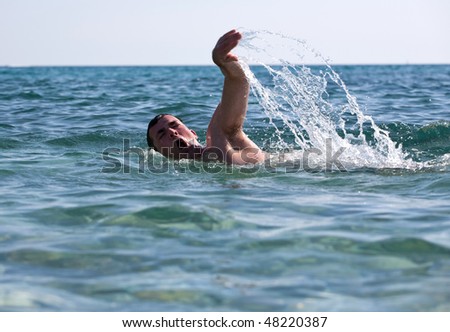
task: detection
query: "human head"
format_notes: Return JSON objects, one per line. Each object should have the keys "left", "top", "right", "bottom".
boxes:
{"left": 147, "top": 114, "right": 199, "bottom": 159}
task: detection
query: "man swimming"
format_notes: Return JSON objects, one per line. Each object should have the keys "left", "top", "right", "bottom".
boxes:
{"left": 146, "top": 30, "right": 265, "bottom": 165}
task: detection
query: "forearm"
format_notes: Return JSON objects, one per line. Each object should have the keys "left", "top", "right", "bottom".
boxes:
{"left": 219, "top": 74, "right": 249, "bottom": 132}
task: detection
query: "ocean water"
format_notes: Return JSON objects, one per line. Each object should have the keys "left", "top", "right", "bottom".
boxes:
{"left": 1, "top": 48, "right": 450, "bottom": 310}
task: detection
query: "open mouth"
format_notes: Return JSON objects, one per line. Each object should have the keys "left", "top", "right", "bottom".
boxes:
{"left": 172, "top": 138, "right": 202, "bottom": 159}
{"left": 174, "top": 138, "right": 189, "bottom": 150}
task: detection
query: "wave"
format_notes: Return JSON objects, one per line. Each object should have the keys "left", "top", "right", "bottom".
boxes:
{"left": 381, "top": 121, "right": 450, "bottom": 159}
{"left": 43, "top": 129, "right": 146, "bottom": 148}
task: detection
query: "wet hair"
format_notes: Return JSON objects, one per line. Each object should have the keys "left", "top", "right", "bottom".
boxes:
{"left": 146, "top": 114, "right": 183, "bottom": 149}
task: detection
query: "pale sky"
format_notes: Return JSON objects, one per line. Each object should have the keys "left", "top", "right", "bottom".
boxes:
{"left": 1, "top": 0, "right": 449, "bottom": 66}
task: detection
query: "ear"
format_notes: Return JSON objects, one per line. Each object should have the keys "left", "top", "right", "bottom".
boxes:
{"left": 190, "top": 129, "right": 198, "bottom": 138}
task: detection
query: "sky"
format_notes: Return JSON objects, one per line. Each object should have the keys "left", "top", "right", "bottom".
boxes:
{"left": 1, "top": 0, "right": 449, "bottom": 66}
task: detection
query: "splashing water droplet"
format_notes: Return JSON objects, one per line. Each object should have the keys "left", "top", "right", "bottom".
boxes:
{"left": 237, "top": 29, "right": 419, "bottom": 171}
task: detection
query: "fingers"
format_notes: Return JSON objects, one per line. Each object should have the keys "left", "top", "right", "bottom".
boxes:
{"left": 213, "top": 29, "right": 242, "bottom": 66}
{"left": 218, "top": 29, "right": 242, "bottom": 45}
{"left": 223, "top": 29, "right": 238, "bottom": 37}
{"left": 220, "top": 39, "right": 239, "bottom": 54}
{"left": 216, "top": 30, "right": 241, "bottom": 54}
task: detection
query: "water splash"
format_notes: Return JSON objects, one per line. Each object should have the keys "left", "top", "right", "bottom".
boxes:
{"left": 238, "top": 30, "right": 418, "bottom": 171}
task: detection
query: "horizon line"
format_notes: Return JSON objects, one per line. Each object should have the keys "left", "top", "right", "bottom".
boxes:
{"left": 2, "top": 62, "right": 450, "bottom": 68}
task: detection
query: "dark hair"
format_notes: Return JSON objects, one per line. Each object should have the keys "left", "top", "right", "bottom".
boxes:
{"left": 146, "top": 114, "right": 183, "bottom": 149}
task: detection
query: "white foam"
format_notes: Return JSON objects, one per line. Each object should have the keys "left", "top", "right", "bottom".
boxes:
{"left": 238, "top": 30, "right": 419, "bottom": 171}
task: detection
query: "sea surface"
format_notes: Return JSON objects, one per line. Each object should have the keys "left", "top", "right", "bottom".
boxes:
{"left": 0, "top": 61, "right": 449, "bottom": 311}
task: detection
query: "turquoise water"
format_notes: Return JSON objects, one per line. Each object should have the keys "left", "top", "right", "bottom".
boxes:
{"left": 0, "top": 59, "right": 449, "bottom": 311}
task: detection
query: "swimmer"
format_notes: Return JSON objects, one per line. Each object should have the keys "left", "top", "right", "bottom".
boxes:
{"left": 146, "top": 29, "right": 265, "bottom": 165}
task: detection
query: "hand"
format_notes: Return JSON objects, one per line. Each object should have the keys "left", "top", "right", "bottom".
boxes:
{"left": 212, "top": 29, "right": 242, "bottom": 67}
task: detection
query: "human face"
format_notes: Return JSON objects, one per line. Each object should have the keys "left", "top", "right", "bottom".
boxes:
{"left": 148, "top": 115, "right": 199, "bottom": 159}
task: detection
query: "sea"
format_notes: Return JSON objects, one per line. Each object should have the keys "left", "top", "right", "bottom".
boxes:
{"left": 0, "top": 33, "right": 449, "bottom": 311}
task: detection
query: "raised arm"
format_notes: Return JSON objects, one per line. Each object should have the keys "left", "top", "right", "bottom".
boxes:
{"left": 211, "top": 30, "right": 249, "bottom": 135}
{"left": 206, "top": 30, "right": 264, "bottom": 165}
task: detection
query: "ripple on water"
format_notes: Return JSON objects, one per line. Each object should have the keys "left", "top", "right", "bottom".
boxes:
{"left": 27, "top": 205, "right": 115, "bottom": 226}
{"left": 103, "top": 204, "right": 260, "bottom": 232}
{"left": 0, "top": 64, "right": 449, "bottom": 311}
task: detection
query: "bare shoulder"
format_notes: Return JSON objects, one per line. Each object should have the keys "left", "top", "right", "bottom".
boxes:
{"left": 206, "top": 120, "right": 265, "bottom": 165}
